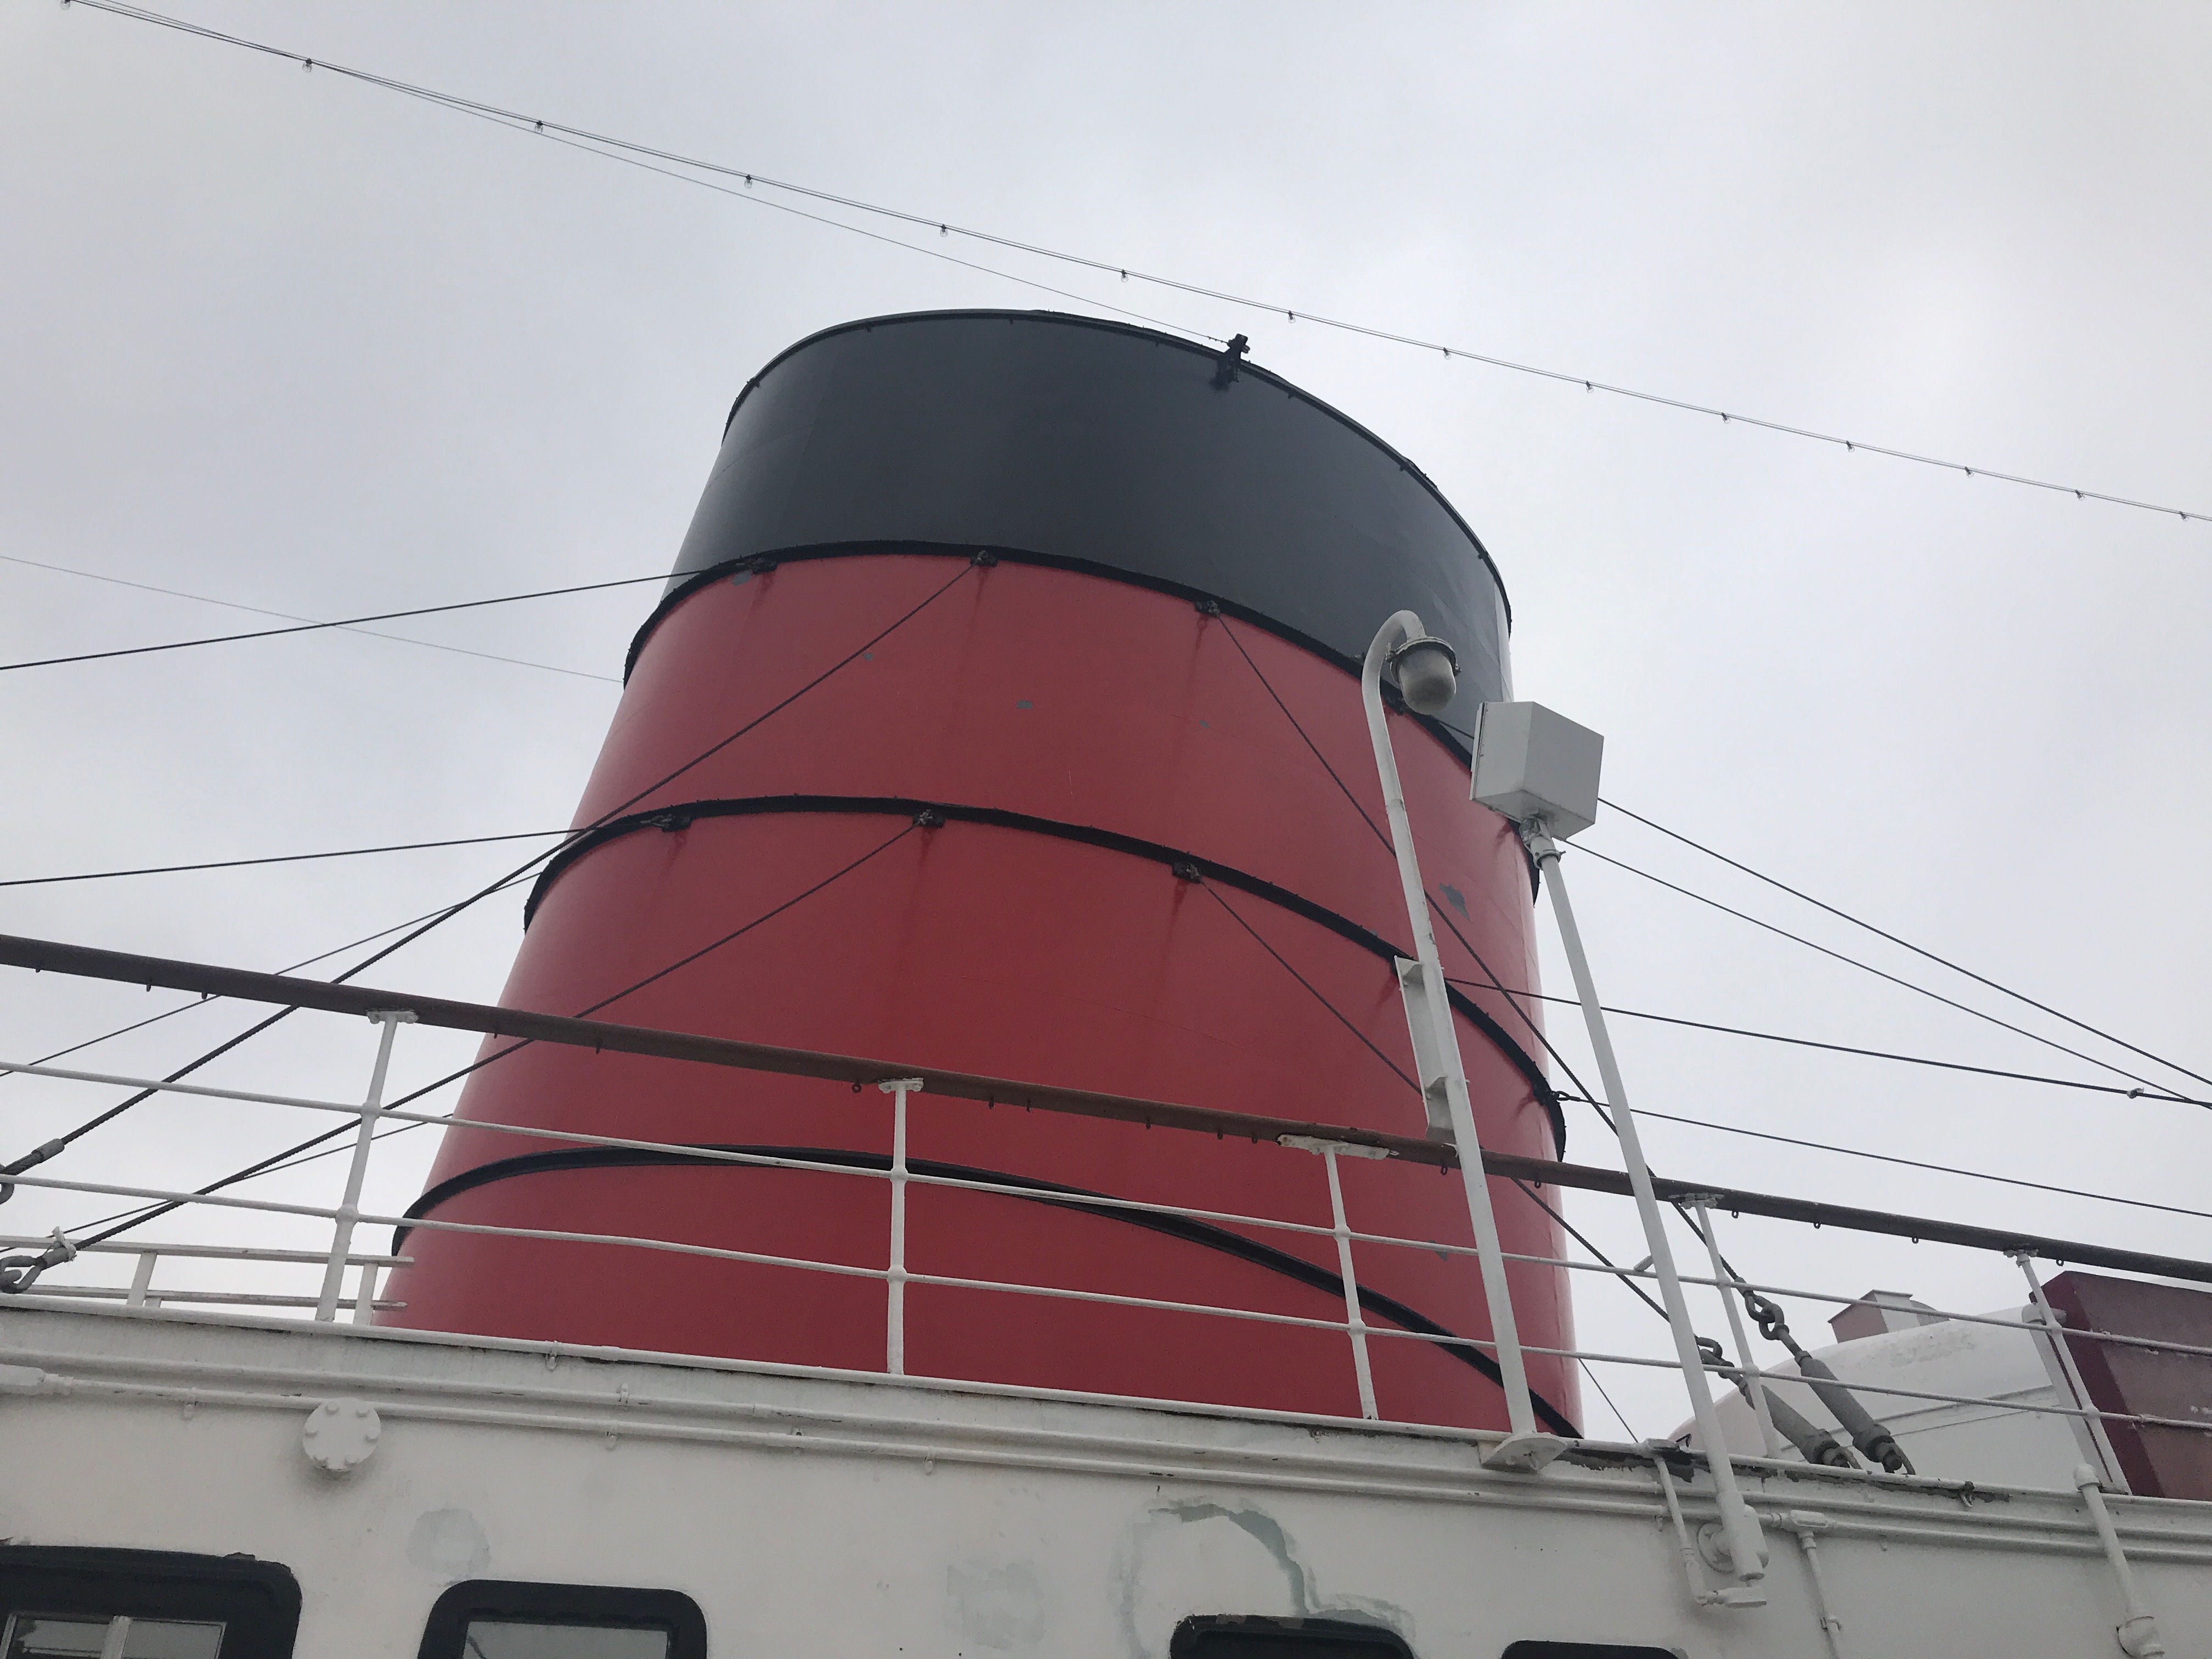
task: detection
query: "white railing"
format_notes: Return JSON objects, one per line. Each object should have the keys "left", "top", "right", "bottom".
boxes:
{"left": 4, "top": 1029, "right": 2207, "bottom": 1458}
{"left": 0, "top": 1233, "right": 409, "bottom": 1316}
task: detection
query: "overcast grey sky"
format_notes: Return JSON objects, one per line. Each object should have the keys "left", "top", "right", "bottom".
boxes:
{"left": 2, "top": 2, "right": 2206, "bottom": 1435}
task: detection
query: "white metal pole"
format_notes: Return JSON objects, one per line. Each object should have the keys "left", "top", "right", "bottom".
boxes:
{"left": 1525, "top": 826, "right": 1768, "bottom": 1593}
{"left": 1690, "top": 1196, "right": 1784, "bottom": 1459}
{"left": 1362, "top": 613, "right": 1549, "bottom": 1461}
{"left": 1322, "top": 1147, "right": 1380, "bottom": 1421}
{"left": 2076, "top": 1463, "right": 2166, "bottom": 1657}
{"left": 315, "top": 1011, "right": 410, "bottom": 1323}
{"left": 881, "top": 1078, "right": 923, "bottom": 1376}
{"left": 2018, "top": 1252, "right": 2130, "bottom": 1493}
{"left": 1782, "top": 1515, "right": 1849, "bottom": 1659}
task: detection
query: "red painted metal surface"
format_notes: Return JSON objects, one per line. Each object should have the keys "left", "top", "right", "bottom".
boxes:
{"left": 386, "top": 555, "right": 1577, "bottom": 1430}
{"left": 2045, "top": 1272, "right": 2212, "bottom": 1499}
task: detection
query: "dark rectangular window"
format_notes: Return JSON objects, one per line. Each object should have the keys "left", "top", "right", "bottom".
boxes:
{"left": 1502, "top": 1645, "right": 1680, "bottom": 1658}
{"left": 417, "top": 1584, "right": 705, "bottom": 1659}
{"left": 0, "top": 1549, "right": 300, "bottom": 1659}
{"left": 1172, "top": 1616, "right": 1413, "bottom": 1658}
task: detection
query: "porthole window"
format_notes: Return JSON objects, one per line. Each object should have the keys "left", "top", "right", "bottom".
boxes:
{"left": 417, "top": 1583, "right": 705, "bottom": 1659}
{"left": 1171, "top": 1616, "right": 1414, "bottom": 1657}
{"left": 0, "top": 1549, "right": 300, "bottom": 1659}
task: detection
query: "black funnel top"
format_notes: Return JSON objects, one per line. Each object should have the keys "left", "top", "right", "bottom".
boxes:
{"left": 670, "top": 310, "right": 1513, "bottom": 712}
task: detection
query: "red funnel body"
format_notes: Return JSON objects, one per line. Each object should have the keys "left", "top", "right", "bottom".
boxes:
{"left": 386, "top": 313, "right": 1577, "bottom": 1432}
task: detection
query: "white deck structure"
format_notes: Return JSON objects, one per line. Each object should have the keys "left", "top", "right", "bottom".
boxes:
{"left": 7, "top": 1297, "right": 2212, "bottom": 1658}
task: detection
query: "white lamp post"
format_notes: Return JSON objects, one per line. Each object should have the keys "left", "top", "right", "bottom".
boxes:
{"left": 1471, "top": 698, "right": 1770, "bottom": 1602}
{"left": 1362, "top": 612, "right": 1564, "bottom": 1474}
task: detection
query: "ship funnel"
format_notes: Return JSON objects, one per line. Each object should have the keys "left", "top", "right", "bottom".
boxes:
{"left": 385, "top": 310, "right": 1577, "bottom": 1433}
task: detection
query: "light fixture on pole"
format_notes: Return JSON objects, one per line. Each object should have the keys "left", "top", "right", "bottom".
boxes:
{"left": 1362, "top": 611, "right": 1564, "bottom": 1475}
{"left": 1470, "top": 699, "right": 1770, "bottom": 1604}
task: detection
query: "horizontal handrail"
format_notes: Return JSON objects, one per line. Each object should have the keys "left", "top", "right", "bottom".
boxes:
{"left": 0, "top": 1232, "right": 407, "bottom": 1268}
{"left": 0, "top": 1059, "right": 2165, "bottom": 1327}
{"left": 12, "top": 1155, "right": 2212, "bottom": 1443}
{"left": 5, "top": 933, "right": 2209, "bottom": 1284}
{"left": 28, "top": 1286, "right": 406, "bottom": 1311}
{"left": 9, "top": 1056, "right": 2203, "bottom": 1382}
{"left": 0, "top": 933, "right": 1446, "bottom": 1161}
{"left": 12, "top": 1166, "right": 2210, "bottom": 1441}
{"left": 0, "top": 1059, "right": 359, "bottom": 1115}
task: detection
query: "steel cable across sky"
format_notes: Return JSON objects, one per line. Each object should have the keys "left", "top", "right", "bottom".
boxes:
{"left": 57, "top": 0, "right": 2211, "bottom": 531}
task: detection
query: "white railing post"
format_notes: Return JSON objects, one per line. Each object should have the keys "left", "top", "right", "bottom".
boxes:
{"left": 1526, "top": 825, "right": 1767, "bottom": 1600}
{"left": 1281, "top": 1135, "right": 1384, "bottom": 1420}
{"left": 879, "top": 1078, "right": 923, "bottom": 1375}
{"left": 352, "top": 1261, "right": 381, "bottom": 1325}
{"left": 1688, "top": 1195, "right": 1784, "bottom": 1459}
{"left": 125, "top": 1250, "right": 159, "bottom": 1310}
{"left": 2017, "top": 1252, "right": 2130, "bottom": 1493}
{"left": 315, "top": 1011, "right": 414, "bottom": 1322}
{"left": 1322, "top": 1147, "right": 1380, "bottom": 1421}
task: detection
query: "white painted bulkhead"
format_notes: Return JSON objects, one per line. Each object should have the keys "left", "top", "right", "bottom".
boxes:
{"left": 6, "top": 1301, "right": 2211, "bottom": 1658}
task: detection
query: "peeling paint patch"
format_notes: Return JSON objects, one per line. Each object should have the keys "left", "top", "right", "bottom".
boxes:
{"left": 405, "top": 1508, "right": 489, "bottom": 1582}
{"left": 1109, "top": 1498, "right": 1412, "bottom": 1658}
{"left": 946, "top": 1560, "right": 1048, "bottom": 1651}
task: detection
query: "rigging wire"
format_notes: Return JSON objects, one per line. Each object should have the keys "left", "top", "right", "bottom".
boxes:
{"left": 377, "top": 79, "right": 1224, "bottom": 348}
{"left": 46, "top": 734, "right": 2190, "bottom": 1285}
{"left": 1578, "top": 1365, "right": 1638, "bottom": 1443}
{"left": 1208, "top": 616, "right": 1611, "bottom": 1115}
{"left": 1195, "top": 879, "right": 1422, "bottom": 1096}
{"left": 0, "top": 873, "right": 545, "bottom": 1081}
{"left": 1, "top": 830, "right": 568, "bottom": 889}
{"left": 0, "top": 565, "right": 663, "bottom": 676}
{"left": 1609, "top": 1100, "right": 2212, "bottom": 1225}
{"left": 1502, "top": 1198, "right": 1641, "bottom": 1437}
{"left": 1597, "top": 797, "right": 2212, "bottom": 1092}
{"left": 61, "top": 0, "right": 2210, "bottom": 530}
{"left": 369, "top": 821, "right": 922, "bottom": 1120}
{"left": 1508, "top": 1178, "right": 1669, "bottom": 1326}
{"left": 69, "top": 820, "right": 922, "bottom": 1245}
{"left": 1570, "top": 843, "right": 2183, "bottom": 1098}
{"left": 1438, "top": 978, "right": 2209, "bottom": 1108}
{"left": 10, "top": 560, "right": 983, "bottom": 1202}
{"left": 1434, "top": 710, "right": 2202, "bottom": 1101}
{"left": 24, "top": 585, "right": 2190, "bottom": 1260}
{"left": 62, "top": 814, "right": 2174, "bottom": 1108}
{"left": 1212, "top": 606, "right": 1777, "bottom": 1373}
{"left": 1212, "top": 618, "right": 1393, "bottom": 855}
{"left": 48, "top": 874, "right": 554, "bottom": 1226}
{"left": 1199, "top": 619, "right": 2204, "bottom": 1270}
{"left": 1181, "top": 816, "right": 1690, "bottom": 1413}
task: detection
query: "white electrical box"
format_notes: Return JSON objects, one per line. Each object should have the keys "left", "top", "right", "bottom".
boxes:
{"left": 1469, "top": 702, "right": 1603, "bottom": 839}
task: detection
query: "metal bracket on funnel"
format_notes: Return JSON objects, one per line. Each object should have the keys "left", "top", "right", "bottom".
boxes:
{"left": 1393, "top": 957, "right": 1456, "bottom": 1142}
